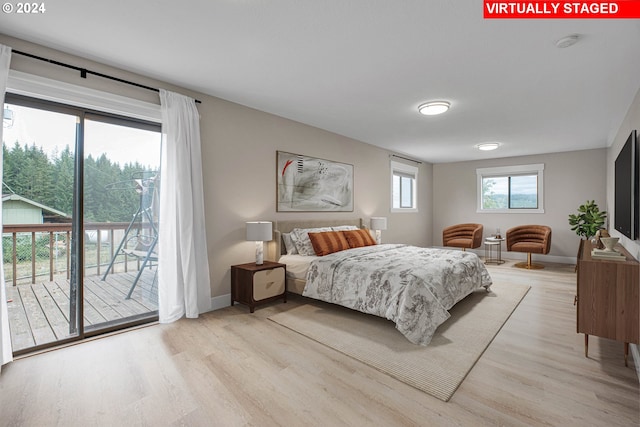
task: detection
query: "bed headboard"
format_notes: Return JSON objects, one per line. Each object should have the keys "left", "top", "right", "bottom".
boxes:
{"left": 268, "top": 218, "right": 366, "bottom": 261}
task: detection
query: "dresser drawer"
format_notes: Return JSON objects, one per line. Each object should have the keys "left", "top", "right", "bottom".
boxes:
{"left": 253, "top": 267, "right": 285, "bottom": 301}
{"left": 231, "top": 261, "right": 287, "bottom": 313}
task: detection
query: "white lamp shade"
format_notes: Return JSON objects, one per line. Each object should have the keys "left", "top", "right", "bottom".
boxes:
{"left": 370, "top": 217, "right": 387, "bottom": 231}
{"left": 246, "top": 221, "right": 273, "bottom": 241}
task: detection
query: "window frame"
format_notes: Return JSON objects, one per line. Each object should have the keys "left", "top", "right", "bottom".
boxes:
{"left": 390, "top": 160, "right": 418, "bottom": 213}
{"left": 476, "top": 164, "right": 545, "bottom": 213}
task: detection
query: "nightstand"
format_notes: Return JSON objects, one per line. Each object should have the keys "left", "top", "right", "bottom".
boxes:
{"left": 484, "top": 237, "right": 505, "bottom": 265}
{"left": 231, "top": 261, "right": 287, "bottom": 313}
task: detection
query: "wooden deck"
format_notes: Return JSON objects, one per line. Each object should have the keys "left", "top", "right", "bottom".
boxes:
{"left": 6, "top": 269, "right": 158, "bottom": 352}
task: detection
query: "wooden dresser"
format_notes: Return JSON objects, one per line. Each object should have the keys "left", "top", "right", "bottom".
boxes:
{"left": 576, "top": 240, "right": 639, "bottom": 366}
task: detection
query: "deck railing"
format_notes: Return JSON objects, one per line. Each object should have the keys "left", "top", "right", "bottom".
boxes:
{"left": 2, "top": 222, "right": 151, "bottom": 286}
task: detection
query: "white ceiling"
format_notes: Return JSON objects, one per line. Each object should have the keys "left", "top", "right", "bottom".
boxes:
{"left": 1, "top": 1, "right": 640, "bottom": 163}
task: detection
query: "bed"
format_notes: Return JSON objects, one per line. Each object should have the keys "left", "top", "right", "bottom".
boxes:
{"left": 269, "top": 219, "right": 493, "bottom": 346}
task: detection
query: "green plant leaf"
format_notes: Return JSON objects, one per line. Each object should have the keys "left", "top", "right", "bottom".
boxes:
{"left": 568, "top": 200, "right": 607, "bottom": 239}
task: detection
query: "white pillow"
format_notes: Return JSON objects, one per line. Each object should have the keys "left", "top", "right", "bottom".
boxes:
{"left": 282, "top": 232, "right": 298, "bottom": 255}
{"left": 331, "top": 225, "right": 359, "bottom": 231}
{"left": 291, "top": 227, "right": 332, "bottom": 256}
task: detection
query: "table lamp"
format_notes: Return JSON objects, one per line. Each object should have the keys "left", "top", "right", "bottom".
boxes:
{"left": 246, "top": 221, "right": 273, "bottom": 265}
{"left": 370, "top": 217, "right": 387, "bottom": 244}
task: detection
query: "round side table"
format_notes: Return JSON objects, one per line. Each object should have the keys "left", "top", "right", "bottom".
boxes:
{"left": 484, "top": 237, "right": 505, "bottom": 265}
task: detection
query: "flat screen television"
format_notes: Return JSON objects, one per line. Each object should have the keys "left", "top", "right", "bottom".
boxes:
{"left": 614, "top": 130, "right": 638, "bottom": 240}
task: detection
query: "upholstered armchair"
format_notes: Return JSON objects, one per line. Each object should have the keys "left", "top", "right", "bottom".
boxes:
{"left": 442, "top": 223, "right": 483, "bottom": 251}
{"left": 506, "top": 225, "right": 552, "bottom": 269}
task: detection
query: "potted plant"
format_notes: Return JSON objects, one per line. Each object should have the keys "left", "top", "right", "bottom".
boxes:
{"left": 568, "top": 200, "right": 607, "bottom": 240}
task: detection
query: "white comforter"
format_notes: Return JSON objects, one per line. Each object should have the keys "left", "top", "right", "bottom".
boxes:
{"left": 302, "top": 244, "right": 492, "bottom": 346}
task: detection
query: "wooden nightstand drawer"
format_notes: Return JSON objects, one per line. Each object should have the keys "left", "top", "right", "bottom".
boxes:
{"left": 253, "top": 267, "right": 285, "bottom": 301}
{"left": 231, "top": 261, "right": 287, "bottom": 313}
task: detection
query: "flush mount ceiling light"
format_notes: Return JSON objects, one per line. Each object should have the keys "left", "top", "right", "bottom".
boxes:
{"left": 555, "top": 34, "right": 580, "bottom": 48}
{"left": 476, "top": 142, "right": 501, "bottom": 151}
{"left": 418, "top": 101, "right": 450, "bottom": 116}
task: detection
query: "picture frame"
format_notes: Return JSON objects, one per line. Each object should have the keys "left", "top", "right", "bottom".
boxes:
{"left": 276, "top": 151, "right": 354, "bottom": 212}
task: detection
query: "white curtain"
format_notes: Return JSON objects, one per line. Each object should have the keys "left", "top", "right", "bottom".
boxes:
{"left": 0, "top": 44, "right": 13, "bottom": 369}
{"left": 158, "top": 89, "right": 211, "bottom": 322}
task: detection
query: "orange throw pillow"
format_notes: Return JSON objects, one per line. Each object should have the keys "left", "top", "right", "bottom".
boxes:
{"left": 308, "top": 231, "right": 351, "bottom": 256}
{"left": 343, "top": 229, "right": 377, "bottom": 248}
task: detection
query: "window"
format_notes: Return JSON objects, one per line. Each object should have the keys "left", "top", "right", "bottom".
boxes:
{"left": 391, "top": 160, "right": 418, "bottom": 212}
{"left": 477, "top": 164, "right": 544, "bottom": 213}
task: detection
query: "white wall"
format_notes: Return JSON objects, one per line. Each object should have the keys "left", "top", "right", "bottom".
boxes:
{"left": 433, "top": 149, "right": 607, "bottom": 262}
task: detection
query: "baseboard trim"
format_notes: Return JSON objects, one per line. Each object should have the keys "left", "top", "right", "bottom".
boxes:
{"left": 210, "top": 293, "right": 231, "bottom": 312}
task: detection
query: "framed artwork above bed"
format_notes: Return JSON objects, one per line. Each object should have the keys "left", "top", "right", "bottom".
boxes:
{"left": 277, "top": 151, "right": 354, "bottom": 212}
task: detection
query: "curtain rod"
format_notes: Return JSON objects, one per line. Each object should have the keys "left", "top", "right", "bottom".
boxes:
{"left": 12, "top": 49, "right": 202, "bottom": 104}
{"left": 391, "top": 154, "right": 423, "bottom": 164}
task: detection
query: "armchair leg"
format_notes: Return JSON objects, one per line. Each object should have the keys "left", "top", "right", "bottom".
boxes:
{"left": 514, "top": 252, "right": 545, "bottom": 269}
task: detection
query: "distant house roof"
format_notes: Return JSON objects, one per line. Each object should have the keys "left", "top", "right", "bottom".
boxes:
{"left": 2, "top": 194, "right": 70, "bottom": 220}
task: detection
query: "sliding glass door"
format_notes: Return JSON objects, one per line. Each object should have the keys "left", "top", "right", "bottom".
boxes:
{"left": 83, "top": 114, "right": 161, "bottom": 333}
{"left": 2, "top": 94, "right": 161, "bottom": 354}
{"left": 3, "top": 99, "right": 80, "bottom": 352}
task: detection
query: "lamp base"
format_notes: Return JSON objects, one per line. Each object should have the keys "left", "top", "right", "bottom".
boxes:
{"left": 255, "top": 241, "right": 264, "bottom": 265}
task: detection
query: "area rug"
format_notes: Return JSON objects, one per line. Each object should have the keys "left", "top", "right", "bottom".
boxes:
{"left": 268, "top": 281, "right": 530, "bottom": 401}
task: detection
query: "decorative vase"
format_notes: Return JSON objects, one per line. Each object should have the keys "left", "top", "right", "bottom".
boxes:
{"left": 600, "top": 237, "right": 619, "bottom": 252}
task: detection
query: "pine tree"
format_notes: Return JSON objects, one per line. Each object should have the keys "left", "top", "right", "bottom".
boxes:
{"left": 52, "top": 145, "right": 74, "bottom": 215}
{"left": 3, "top": 141, "right": 157, "bottom": 223}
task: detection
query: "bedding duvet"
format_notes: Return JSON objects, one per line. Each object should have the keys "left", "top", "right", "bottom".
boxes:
{"left": 302, "top": 244, "right": 493, "bottom": 345}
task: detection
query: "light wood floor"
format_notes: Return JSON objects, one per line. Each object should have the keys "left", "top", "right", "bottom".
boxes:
{"left": 0, "top": 260, "right": 638, "bottom": 426}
